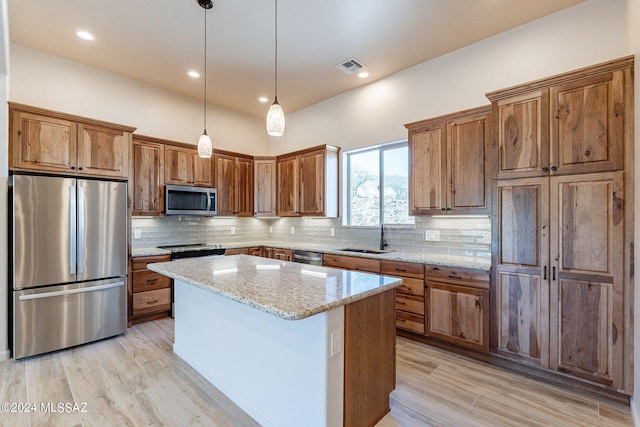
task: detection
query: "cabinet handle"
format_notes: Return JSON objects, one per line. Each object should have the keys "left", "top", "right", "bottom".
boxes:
{"left": 79, "top": 167, "right": 83, "bottom": 171}
{"left": 543, "top": 266, "right": 547, "bottom": 280}
{"left": 552, "top": 266, "right": 556, "bottom": 280}
{"left": 396, "top": 318, "right": 406, "bottom": 322}
{"left": 441, "top": 208, "right": 446, "bottom": 212}
{"left": 146, "top": 278, "right": 158, "bottom": 284}
{"left": 448, "top": 275, "right": 462, "bottom": 280}
{"left": 550, "top": 166, "right": 557, "bottom": 172}
{"left": 70, "top": 166, "right": 76, "bottom": 170}
{"left": 397, "top": 301, "right": 407, "bottom": 305}
{"left": 395, "top": 268, "right": 407, "bottom": 272}
{"left": 542, "top": 167, "right": 549, "bottom": 172}
{"left": 446, "top": 207, "right": 451, "bottom": 211}
{"left": 147, "top": 300, "right": 159, "bottom": 304}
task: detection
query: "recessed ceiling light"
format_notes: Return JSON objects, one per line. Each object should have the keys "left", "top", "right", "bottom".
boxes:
{"left": 187, "top": 71, "right": 200, "bottom": 78}
{"left": 258, "top": 97, "right": 269, "bottom": 103}
{"left": 75, "top": 31, "right": 96, "bottom": 41}
{"left": 358, "top": 71, "right": 369, "bottom": 79}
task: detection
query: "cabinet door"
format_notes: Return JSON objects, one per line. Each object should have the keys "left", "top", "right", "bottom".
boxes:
{"left": 426, "top": 282, "right": 489, "bottom": 352}
{"left": 495, "top": 178, "right": 550, "bottom": 367}
{"left": 271, "top": 248, "right": 293, "bottom": 261}
{"left": 298, "top": 149, "right": 325, "bottom": 216}
{"left": 131, "top": 140, "right": 164, "bottom": 215}
{"left": 192, "top": 153, "right": 213, "bottom": 187}
{"left": 409, "top": 127, "right": 446, "bottom": 214}
{"left": 235, "top": 157, "right": 254, "bottom": 217}
{"left": 254, "top": 159, "right": 277, "bottom": 217}
{"left": 448, "top": 112, "right": 490, "bottom": 213}
{"left": 496, "top": 90, "right": 549, "bottom": 179}
{"left": 165, "top": 146, "right": 193, "bottom": 185}
{"left": 10, "top": 110, "right": 77, "bottom": 173}
{"left": 277, "top": 155, "right": 299, "bottom": 216}
{"left": 550, "top": 71, "right": 626, "bottom": 175}
{"left": 214, "top": 154, "right": 236, "bottom": 215}
{"left": 550, "top": 172, "right": 624, "bottom": 388}
{"left": 77, "top": 124, "right": 129, "bottom": 177}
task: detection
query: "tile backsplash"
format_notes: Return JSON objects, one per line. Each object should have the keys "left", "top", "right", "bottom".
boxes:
{"left": 132, "top": 215, "right": 491, "bottom": 259}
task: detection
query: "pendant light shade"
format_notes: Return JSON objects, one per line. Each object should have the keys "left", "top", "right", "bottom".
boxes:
{"left": 266, "top": 0, "right": 285, "bottom": 136}
{"left": 197, "top": 0, "right": 213, "bottom": 158}
{"left": 266, "top": 97, "right": 285, "bottom": 136}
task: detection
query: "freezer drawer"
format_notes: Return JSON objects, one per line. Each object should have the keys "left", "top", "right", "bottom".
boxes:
{"left": 13, "top": 278, "right": 127, "bottom": 359}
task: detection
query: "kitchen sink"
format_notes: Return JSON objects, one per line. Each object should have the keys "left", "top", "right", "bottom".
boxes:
{"left": 338, "top": 248, "right": 388, "bottom": 255}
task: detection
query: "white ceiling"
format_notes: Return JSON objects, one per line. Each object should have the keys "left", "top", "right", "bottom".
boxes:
{"left": 8, "top": 0, "right": 585, "bottom": 118}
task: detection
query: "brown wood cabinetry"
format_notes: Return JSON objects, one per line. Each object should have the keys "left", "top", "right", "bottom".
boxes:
{"left": 276, "top": 145, "right": 339, "bottom": 217}
{"left": 164, "top": 144, "right": 213, "bottom": 187}
{"left": 488, "top": 57, "right": 632, "bottom": 179}
{"left": 425, "top": 267, "right": 490, "bottom": 352}
{"left": 225, "top": 248, "right": 249, "bottom": 256}
{"left": 214, "top": 151, "right": 254, "bottom": 216}
{"left": 381, "top": 260, "right": 426, "bottom": 335}
{"left": 323, "top": 254, "right": 381, "bottom": 273}
{"left": 269, "top": 248, "right": 294, "bottom": 261}
{"left": 254, "top": 157, "right": 277, "bottom": 217}
{"left": 248, "top": 246, "right": 263, "bottom": 257}
{"left": 130, "top": 136, "right": 165, "bottom": 216}
{"left": 9, "top": 103, "right": 134, "bottom": 178}
{"left": 495, "top": 172, "right": 625, "bottom": 388}
{"left": 405, "top": 106, "right": 491, "bottom": 215}
{"left": 130, "top": 255, "right": 172, "bottom": 325}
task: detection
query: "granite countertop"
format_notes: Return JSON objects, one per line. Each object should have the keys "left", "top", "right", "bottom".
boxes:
{"left": 133, "top": 241, "right": 491, "bottom": 272}
{"left": 148, "top": 254, "right": 402, "bottom": 321}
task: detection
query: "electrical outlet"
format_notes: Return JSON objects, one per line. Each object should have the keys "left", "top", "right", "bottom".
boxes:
{"left": 483, "top": 231, "right": 492, "bottom": 244}
{"left": 269, "top": 226, "right": 273, "bottom": 234}
{"left": 133, "top": 229, "right": 141, "bottom": 239}
{"left": 330, "top": 330, "right": 342, "bottom": 356}
{"left": 290, "top": 226, "right": 295, "bottom": 234}
{"left": 425, "top": 230, "right": 440, "bottom": 241}
{"left": 230, "top": 226, "right": 236, "bottom": 235}
{"left": 330, "top": 227, "right": 335, "bottom": 237}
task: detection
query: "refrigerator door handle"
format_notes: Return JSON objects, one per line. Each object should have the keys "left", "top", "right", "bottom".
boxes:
{"left": 77, "top": 185, "right": 86, "bottom": 274}
{"left": 69, "top": 185, "right": 77, "bottom": 275}
{"left": 18, "top": 281, "right": 125, "bottom": 301}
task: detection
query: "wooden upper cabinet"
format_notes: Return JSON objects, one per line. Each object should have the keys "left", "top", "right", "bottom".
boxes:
{"left": 164, "top": 144, "right": 212, "bottom": 187}
{"left": 254, "top": 158, "right": 277, "bottom": 217}
{"left": 130, "top": 137, "right": 164, "bottom": 216}
{"left": 213, "top": 151, "right": 254, "bottom": 216}
{"left": 406, "top": 105, "right": 491, "bottom": 215}
{"left": 276, "top": 145, "right": 339, "bottom": 217}
{"left": 276, "top": 155, "right": 298, "bottom": 216}
{"left": 488, "top": 56, "right": 633, "bottom": 179}
{"left": 9, "top": 103, "right": 134, "bottom": 178}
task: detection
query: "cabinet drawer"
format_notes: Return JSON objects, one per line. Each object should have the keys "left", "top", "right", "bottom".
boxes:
{"left": 133, "top": 288, "right": 171, "bottom": 316}
{"left": 381, "top": 260, "right": 424, "bottom": 279}
{"left": 396, "top": 294, "right": 424, "bottom": 316}
{"left": 323, "top": 254, "right": 380, "bottom": 273}
{"left": 226, "top": 248, "right": 249, "bottom": 255}
{"left": 132, "top": 270, "right": 171, "bottom": 293}
{"left": 425, "top": 265, "right": 490, "bottom": 289}
{"left": 132, "top": 255, "right": 171, "bottom": 270}
{"left": 396, "top": 311, "right": 425, "bottom": 334}
{"left": 395, "top": 277, "right": 425, "bottom": 296}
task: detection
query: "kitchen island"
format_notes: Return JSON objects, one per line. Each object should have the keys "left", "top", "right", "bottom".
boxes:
{"left": 148, "top": 254, "right": 402, "bottom": 427}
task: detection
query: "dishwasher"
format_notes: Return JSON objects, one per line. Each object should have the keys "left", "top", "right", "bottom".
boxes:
{"left": 293, "top": 250, "right": 323, "bottom": 266}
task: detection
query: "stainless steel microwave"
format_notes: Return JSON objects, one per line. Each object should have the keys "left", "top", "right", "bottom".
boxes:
{"left": 165, "top": 185, "right": 217, "bottom": 216}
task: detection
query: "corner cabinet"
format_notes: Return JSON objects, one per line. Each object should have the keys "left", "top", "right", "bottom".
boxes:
{"left": 276, "top": 145, "right": 340, "bottom": 217}
{"left": 130, "top": 136, "right": 165, "bottom": 216}
{"left": 164, "top": 144, "right": 213, "bottom": 187}
{"left": 214, "top": 151, "right": 254, "bottom": 216}
{"left": 254, "top": 157, "right": 277, "bottom": 217}
{"left": 405, "top": 105, "right": 492, "bottom": 215}
{"left": 9, "top": 103, "right": 134, "bottom": 178}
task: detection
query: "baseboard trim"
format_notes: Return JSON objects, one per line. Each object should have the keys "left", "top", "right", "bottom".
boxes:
{"left": 632, "top": 396, "right": 640, "bottom": 427}
{"left": 0, "top": 349, "right": 10, "bottom": 362}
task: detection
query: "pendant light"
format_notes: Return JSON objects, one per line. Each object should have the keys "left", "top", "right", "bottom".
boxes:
{"left": 197, "top": 0, "right": 213, "bottom": 158}
{"left": 266, "top": 0, "right": 285, "bottom": 136}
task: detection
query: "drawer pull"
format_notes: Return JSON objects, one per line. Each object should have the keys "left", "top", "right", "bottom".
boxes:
{"left": 396, "top": 301, "right": 407, "bottom": 305}
{"left": 448, "top": 275, "right": 462, "bottom": 280}
{"left": 396, "top": 318, "right": 406, "bottom": 322}
{"left": 146, "top": 278, "right": 158, "bottom": 284}
{"left": 147, "top": 299, "right": 159, "bottom": 304}
{"left": 395, "top": 268, "right": 407, "bottom": 272}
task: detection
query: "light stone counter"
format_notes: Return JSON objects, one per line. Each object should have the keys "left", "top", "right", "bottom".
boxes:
{"left": 130, "top": 247, "right": 171, "bottom": 257}
{"left": 148, "top": 254, "right": 402, "bottom": 320}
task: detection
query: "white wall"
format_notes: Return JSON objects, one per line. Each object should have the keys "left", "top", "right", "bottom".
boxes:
{"left": 9, "top": 44, "right": 269, "bottom": 155}
{"left": 274, "top": 0, "right": 626, "bottom": 155}
{"left": 627, "top": 0, "right": 640, "bottom": 421}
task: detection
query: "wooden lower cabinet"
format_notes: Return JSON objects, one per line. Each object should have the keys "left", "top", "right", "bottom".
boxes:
{"left": 247, "top": 246, "right": 262, "bottom": 256}
{"left": 225, "top": 248, "right": 249, "bottom": 256}
{"left": 323, "top": 254, "right": 381, "bottom": 273}
{"left": 130, "top": 255, "right": 172, "bottom": 325}
{"left": 381, "top": 260, "right": 426, "bottom": 335}
{"left": 270, "top": 248, "right": 293, "bottom": 261}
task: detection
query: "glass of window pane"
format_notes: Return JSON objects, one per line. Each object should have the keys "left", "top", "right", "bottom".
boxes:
{"left": 349, "top": 150, "right": 380, "bottom": 226}
{"left": 383, "top": 146, "right": 411, "bottom": 224}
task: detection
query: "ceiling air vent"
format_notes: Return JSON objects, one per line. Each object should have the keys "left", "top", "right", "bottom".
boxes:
{"left": 336, "top": 57, "right": 365, "bottom": 74}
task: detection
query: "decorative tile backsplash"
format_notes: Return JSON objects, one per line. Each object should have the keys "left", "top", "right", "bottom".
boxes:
{"left": 132, "top": 215, "right": 491, "bottom": 259}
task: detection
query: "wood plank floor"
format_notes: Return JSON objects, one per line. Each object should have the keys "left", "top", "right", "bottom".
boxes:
{"left": 0, "top": 318, "right": 633, "bottom": 426}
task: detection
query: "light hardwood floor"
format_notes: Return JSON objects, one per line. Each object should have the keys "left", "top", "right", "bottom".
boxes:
{"left": 0, "top": 318, "right": 633, "bottom": 426}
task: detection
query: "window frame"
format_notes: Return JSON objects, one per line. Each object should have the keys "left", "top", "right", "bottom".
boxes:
{"left": 344, "top": 139, "right": 413, "bottom": 226}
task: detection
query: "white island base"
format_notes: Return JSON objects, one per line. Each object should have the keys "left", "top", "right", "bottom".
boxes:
{"left": 173, "top": 277, "right": 396, "bottom": 427}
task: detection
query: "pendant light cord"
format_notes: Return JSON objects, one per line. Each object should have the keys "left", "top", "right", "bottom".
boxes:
{"left": 203, "top": 6, "right": 208, "bottom": 133}
{"left": 274, "top": 0, "right": 278, "bottom": 102}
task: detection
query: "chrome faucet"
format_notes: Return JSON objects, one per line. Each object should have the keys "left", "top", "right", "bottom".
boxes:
{"left": 380, "top": 223, "right": 389, "bottom": 251}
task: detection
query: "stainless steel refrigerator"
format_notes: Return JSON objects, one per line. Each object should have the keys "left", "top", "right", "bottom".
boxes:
{"left": 10, "top": 174, "right": 128, "bottom": 359}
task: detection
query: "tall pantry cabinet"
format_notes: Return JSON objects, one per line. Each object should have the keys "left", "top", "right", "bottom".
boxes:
{"left": 488, "top": 56, "right": 634, "bottom": 393}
